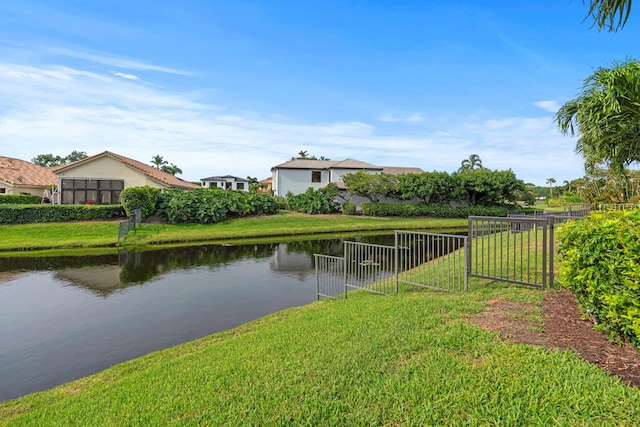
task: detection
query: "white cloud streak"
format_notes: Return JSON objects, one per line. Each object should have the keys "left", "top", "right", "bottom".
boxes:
{"left": 0, "top": 61, "right": 582, "bottom": 186}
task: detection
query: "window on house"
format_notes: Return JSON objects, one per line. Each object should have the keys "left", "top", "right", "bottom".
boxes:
{"left": 0, "top": 188, "right": 5, "bottom": 194}
{"left": 60, "top": 179, "right": 124, "bottom": 204}
{"left": 311, "top": 171, "right": 321, "bottom": 183}
{"left": 237, "top": 183, "right": 245, "bottom": 190}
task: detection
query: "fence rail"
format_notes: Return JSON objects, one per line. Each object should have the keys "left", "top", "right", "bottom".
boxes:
{"left": 344, "top": 241, "right": 397, "bottom": 295}
{"left": 315, "top": 254, "right": 346, "bottom": 300}
{"left": 395, "top": 231, "right": 468, "bottom": 292}
{"left": 315, "top": 204, "right": 636, "bottom": 299}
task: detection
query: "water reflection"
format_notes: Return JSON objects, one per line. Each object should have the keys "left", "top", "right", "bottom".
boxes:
{"left": 0, "top": 233, "right": 402, "bottom": 402}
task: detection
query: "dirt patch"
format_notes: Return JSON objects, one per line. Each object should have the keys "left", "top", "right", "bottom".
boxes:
{"left": 469, "top": 289, "right": 640, "bottom": 388}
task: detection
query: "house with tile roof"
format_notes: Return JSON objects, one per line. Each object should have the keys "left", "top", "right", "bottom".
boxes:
{"left": 0, "top": 156, "right": 58, "bottom": 197}
{"left": 200, "top": 175, "right": 250, "bottom": 192}
{"left": 270, "top": 158, "right": 423, "bottom": 197}
{"left": 53, "top": 151, "right": 199, "bottom": 205}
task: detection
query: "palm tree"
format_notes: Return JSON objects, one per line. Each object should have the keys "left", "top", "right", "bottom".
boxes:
{"left": 151, "top": 155, "right": 168, "bottom": 170}
{"left": 161, "top": 163, "right": 182, "bottom": 176}
{"left": 584, "top": 0, "right": 633, "bottom": 32}
{"left": 458, "top": 154, "right": 483, "bottom": 173}
{"left": 546, "top": 177, "right": 557, "bottom": 198}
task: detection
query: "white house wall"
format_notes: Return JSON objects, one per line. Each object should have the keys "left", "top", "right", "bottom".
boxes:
{"left": 56, "top": 156, "right": 165, "bottom": 189}
{"left": 274, "top": 168, "right": 329, "bottom": 196}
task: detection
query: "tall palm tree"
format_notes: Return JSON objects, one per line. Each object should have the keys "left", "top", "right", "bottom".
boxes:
{"left": 161, "top": 163, "right": 182, "bottom": 176}
{"left": 151, "top": 155, "right": 167, "bottom": 170}
{"left": 458, "top": 154, "right": 483, "bottom": 173}
{"left": 546, "top": 177, "right": 557, "bottom": 198}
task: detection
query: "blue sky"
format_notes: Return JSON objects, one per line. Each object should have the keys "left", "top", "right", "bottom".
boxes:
{"left": 1, "top": 1, "right": 638, "bottom": 186}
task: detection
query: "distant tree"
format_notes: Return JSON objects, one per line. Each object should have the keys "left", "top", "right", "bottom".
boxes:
{"left": 546, "top": 177, "right": 557, "bottom": 198}
{"left": 583, "top": 0, "right": 633, "bottom": 32}
{"left": 31, "top": 151, "right": 88, "bottom": 167}
{"left": 458, "top": 154, "right": 483, "bottom": 173}
{"left": 161, "top": 163, "right": 182, "bottom": 176}
{"left": 298, "top": 150, "right": 309, "bottom": 159}
{"left": 65, "top": 151, "right": 88, "bottom": 163}
{"left": 151, "top": 155, "right": 168, "bottom": 169}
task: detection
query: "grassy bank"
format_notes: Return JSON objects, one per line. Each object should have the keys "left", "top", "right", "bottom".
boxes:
{"left": 1, "top": 283, "right": 639, "bottom": 425}
{"left": 0, "top": 212, "right": 467, "bottom": 254}
{"left": 2, "top": 220, "right": 639, "bottom": 424}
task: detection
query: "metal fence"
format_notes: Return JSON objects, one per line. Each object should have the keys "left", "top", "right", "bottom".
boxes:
{"left": 117, "top": 209, "right": 142, "bottom": 243}
{"left": 468, "top": 216, "right": 549, "bottom": 289}
{"left": 315, "top": 254, "right": 346, "bottom": 299}
{"left": 314, "top": 204, "right": 636, "bottom": 298}
{"left": 395, "top": 231, "right": 468, "bottom": 292}
{"left": 344, "top": 241, "right": 397, "bottom": 295}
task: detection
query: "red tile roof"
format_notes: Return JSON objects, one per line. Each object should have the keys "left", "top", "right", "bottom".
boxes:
{"left": 54, "top": 151, "right": 200, "bottom": 190}
{"left": 0, "top": 156, "right": 58, "bottom": 187}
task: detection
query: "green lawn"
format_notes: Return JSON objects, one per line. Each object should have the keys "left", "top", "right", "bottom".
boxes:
{"left": 0, "top": 212, "right": 467, "bottom": 254}
{"left": 1, "top": 283, "right": 638, "bottom": 426}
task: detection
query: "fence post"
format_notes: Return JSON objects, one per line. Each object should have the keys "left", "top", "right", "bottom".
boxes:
{"left": 464, "top": 237, "right": 470, "bottom": 292}
{"left": 394, "top": 231, "right": 399, "bottom": 294}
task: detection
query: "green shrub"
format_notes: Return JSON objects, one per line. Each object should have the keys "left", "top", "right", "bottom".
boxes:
{"left": 157, "top": 188, "right": 278, "bottom": 224}
{"left": 359, "top": 202, "right": 509, "bottom": 218}
{"left": 119, "top": 186, "right": 161, "bottom": 219}
{"left": 286, "top": 185, "right": 339, "bottom": 214}
{"left": 558, "top": 209, "right": 640, "bottom": 347}
{"left": 342, "top": 201, "right": 357, "bottom": 215}
{"left": 0, "top": 205, "right": 125, "bottom": 224}
{"left": 0, "top": 194, "right": 42, "bottom": 204}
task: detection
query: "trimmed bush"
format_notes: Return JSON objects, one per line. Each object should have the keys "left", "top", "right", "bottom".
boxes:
{"left": 342, "top": 201, "right": 357, "bottom": 215}
{"left": 558, "top": 209, "right": 640, "bottom": 347}
{"left": 0, "top": 194, "right": 42, "bottom": 204}
{"left": 359, "top": 202, "right": 509, "bottom": 218}
{"left": 119, "top": 186, "right": 161, "bottom": 219}
{"left": 0, "top": 204, "right": 125, "bottom": 224}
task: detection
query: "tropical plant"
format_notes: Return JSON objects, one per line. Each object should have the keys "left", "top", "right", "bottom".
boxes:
{"left": 150, "top": 155, "right": 168, "bottom": 170}
{"left": 583, "top": 0, "right": 633, "bottom": 32}
{"left": 161, "top": 163, "right": 183, "bottom": 176}
{"left": 458, "top": 154, "right": 483, "bottom": 173}
{"left": 556, "top": 60, "right": 640, "bottom": 174}
{"left": 546, "top": 177, "right": 557, "bottom": 198}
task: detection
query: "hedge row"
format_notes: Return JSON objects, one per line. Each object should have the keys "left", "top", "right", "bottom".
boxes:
{"left": 0, "top": 205, "right": 125, "bottom": 224}
{"left": 157, "top": 188, "right": 278, "bottom": 224}
{"left": 558, "top": 209, "right": 640, "bottom": 347}
{"left": 360, "top": 202, "right": 510, "bottom": 218}
{"left": 0, "top": 194, "right": 42, "bottom": 204}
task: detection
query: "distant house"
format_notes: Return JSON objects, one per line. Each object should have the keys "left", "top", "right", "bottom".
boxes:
{"left": 53, "top": 151, "right": 199, "bottom": 205}
{"left": 0, "top": 156, "right": 57, "bottom": 197}
{"left": 258, "top": 176, "right": 272, "bottom": 194}
{"left": 200, "top": 175, "right": 250, "bottom": 192}
{"left": 270, "top": 158, "right": 423, "bottom": 197}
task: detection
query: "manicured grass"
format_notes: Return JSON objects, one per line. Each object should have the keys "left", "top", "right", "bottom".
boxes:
{"left": 1, "top": 284, "right": 638, "bottom": 426}
{"left": 122, "top": 212, "right": 467, "bottom": 246}
{"left": 0, "top": 212, "right": 467, "bottom": 254}
{"left": 0, "top": 222, "right": 121, "bottom": 252}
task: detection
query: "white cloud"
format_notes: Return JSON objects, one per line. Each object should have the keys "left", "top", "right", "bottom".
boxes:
{"left": 0, "top": 61, "right": 583, "bottom": 187}
{"left": 112, "top": 71, "right": 140, "bottom": 80}
{"left": 534, "top": 100, "right": 560, "bottom": 113}
{"left": 48, "top": 47, "right": 195, "bottom": 76}
{"left": 378, "top": 113, "right": 424, "bottom": 123}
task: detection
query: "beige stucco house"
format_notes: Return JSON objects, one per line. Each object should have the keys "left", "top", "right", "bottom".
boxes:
{"left": 0, "top": 156, "right": 58, "bottom": 197}
{"left": 53, "top": 151, "right": 199, "bottom": 205}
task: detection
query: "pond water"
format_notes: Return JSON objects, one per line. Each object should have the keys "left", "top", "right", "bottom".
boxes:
{"left": 0, "top": 234, "right": 403, "bottom": 402}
